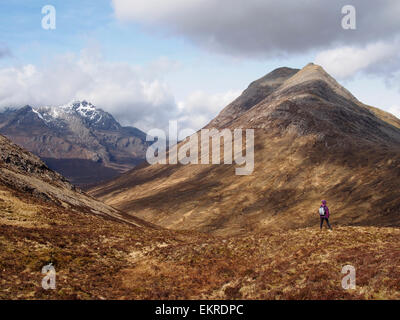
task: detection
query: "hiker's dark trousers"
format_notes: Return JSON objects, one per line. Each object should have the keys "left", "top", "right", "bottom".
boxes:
{"left": 320, "top": 217, "right": 332, "bottom": 229}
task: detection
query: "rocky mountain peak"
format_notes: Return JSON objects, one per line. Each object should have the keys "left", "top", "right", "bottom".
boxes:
{"left": 35, "top": 100, "right": 121, "bottom": 131}
{"left": 206, "top": 66, "right": 299, "bottom": 128}
{"left": 207, "top": 63, "right": 400, "bottom": 144}
{"left": 2, "top": 105, "right": 46, "bottom": 129}
{"left": 221, "top": 64, "right": 400, "bottom": 146}
{"left": 277, "top": 63, "right": 358, "bottom": 103}
{"left": 253, "top": 66, "right": 300, "bottom": 87}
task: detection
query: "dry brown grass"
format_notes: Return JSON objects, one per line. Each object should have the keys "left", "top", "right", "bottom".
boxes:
{"left": 1, "top": 186, "right": 399, "bottom": 300}
{"left": 119, "top": 226, "right": 400, "bottom": 300}
{"left": 0, "top": 185, "right": 186, "bottom": 299}
{"left": 90, "top": 130, "right": 400, "bottom": 236}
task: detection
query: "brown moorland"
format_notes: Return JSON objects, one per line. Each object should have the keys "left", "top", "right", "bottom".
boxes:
{"left": 1, "top": 187, "right": 399, "bottom": 299}
{"left": 0, "top": 132, "right": 399, "bottom": 299}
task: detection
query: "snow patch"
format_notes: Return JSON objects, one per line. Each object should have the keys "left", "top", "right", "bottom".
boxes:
{"left": 33, "top": 100, "right": 115, "bottom": 129}
{"left": 31, "top": 108, "right": 44, "bottom": 120}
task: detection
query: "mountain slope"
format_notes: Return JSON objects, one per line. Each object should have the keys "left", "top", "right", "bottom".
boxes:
{"left": 90, "top": 64, "right": 400, "bottom": 236}
{"left": 0, "top": 101, "right": 148, "bottom": 187}
{"left": 0, "top": 134, "right": 149, "bottom": 227}
{"left": 207, "top": 67, "right": 299, "bottom": 128}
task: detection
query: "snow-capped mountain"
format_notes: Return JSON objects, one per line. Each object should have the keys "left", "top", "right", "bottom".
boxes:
{"left": 0, "top": 101, "right": 149, "bottom": 187}
{"left": 35, "top": 101, "right": 121, "bottom": 131}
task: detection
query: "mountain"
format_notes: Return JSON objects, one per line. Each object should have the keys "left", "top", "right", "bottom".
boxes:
{"left": 89, "top": 63, "right": 400, "bottom": 236}
{"left": 0, "top": 101, "right": 149, "bottom": 187}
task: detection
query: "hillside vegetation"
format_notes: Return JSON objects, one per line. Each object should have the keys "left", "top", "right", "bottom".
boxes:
{"left": 1, "top": 187, "right": 398, "bottom": 299}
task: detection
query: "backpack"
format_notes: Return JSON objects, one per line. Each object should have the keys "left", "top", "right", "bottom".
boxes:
{"left": 319, "top": 206, "right": 325, "bottom": 216}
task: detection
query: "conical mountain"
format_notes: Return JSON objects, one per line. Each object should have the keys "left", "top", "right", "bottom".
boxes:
{"left": 90, "top": 64, "right": 400, "bottom": 236}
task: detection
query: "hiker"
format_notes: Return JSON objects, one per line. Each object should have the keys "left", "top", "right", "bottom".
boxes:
{"left": 319, "top": 200, "right": 332, "bottom": 230}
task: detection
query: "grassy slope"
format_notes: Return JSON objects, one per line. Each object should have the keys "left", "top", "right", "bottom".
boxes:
{"left": 0, "top": 186, "right": 192, "bottom": 299}
{"left": 1, "top": 186, "right": 399, "bottom": 299}
{"left": 119, "top": 226, "right": 400, "bottom": 300}
{"left": 90, "top": 131, "right": 400, "bottom": 236}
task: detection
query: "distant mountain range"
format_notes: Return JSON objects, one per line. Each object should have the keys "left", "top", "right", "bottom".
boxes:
{"left": 90, "top": 63, "right": 400, "bottom": 236}
{"left": 0, "top": 101, "right": 149, "bottom": 186}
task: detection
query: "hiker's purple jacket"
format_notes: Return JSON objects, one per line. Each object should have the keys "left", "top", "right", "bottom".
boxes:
{"left": 320, "top": 205, "right": 330, "bottom": 218}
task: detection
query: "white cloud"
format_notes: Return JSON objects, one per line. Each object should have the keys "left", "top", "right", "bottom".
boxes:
{"left": 111, "top": 0, "right": 400, "bottom": 112}
{"left": 0, "top": 50, "right": 180, "bottom": 131}
{"left": 315, "top": 41, "right": 400, "bottom": 79}
{"left": 177, "top": 89, "right": 241, "bottom": 130}
{"left": 387, "top": 105, "right": 400, "bottom": 118}
{"left": 0, "top": 49, "right": 242, "bottom": 132}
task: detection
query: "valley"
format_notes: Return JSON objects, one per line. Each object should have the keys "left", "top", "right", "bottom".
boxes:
{"left": 1, "top": 181, "right": 399, "bottom": 299}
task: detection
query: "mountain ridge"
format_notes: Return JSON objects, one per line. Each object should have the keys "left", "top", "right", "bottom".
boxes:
{"left": 206, "top": 66, "right": 300, "bottom": 129}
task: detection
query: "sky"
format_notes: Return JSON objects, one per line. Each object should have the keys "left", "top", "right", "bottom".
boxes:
{"left": 0, "top": 0, "right": 400, "bottom": 132}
